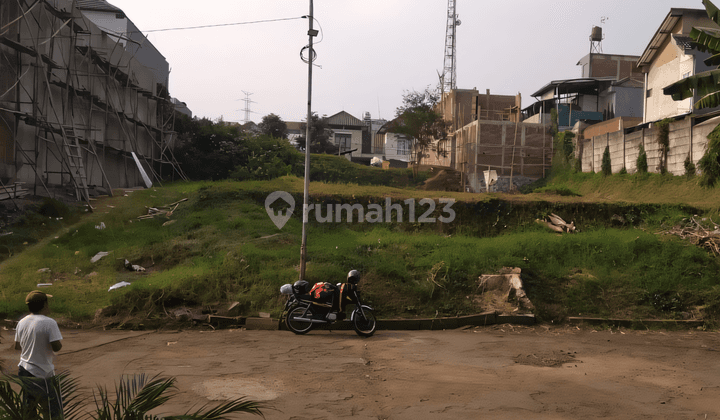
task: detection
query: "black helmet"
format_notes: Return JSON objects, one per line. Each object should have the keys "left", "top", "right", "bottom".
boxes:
{"left": 347, "top": 270, "right": 360, "bottom": 285}
{"left": 293, "top": 280, "right": 309, "bottom": 294}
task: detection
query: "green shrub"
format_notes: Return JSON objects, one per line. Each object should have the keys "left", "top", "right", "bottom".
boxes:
{"left": 699, "top": 123, "right": 720, "bottom": 187}
{"left": 684, "top": 154, "right": 696, "bottom": 178}
{"left": 601, "top": 146, "right": 612, "bottom": 176}
{"left": 637, "top": 144, "right": 648, "bottom": 173}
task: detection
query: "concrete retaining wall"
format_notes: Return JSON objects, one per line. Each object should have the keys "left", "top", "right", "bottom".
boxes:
{"left": 579, "top": 116, "right": 717, "bottom": 175}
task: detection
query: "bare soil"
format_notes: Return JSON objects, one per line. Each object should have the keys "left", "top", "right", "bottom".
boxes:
{"left": 2, "top": 324, "right": 720, "bottom": 419}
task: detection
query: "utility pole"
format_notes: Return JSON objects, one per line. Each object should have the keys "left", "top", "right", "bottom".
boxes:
{"left": 300, "top": 0, "right": 318, "bottom": 281}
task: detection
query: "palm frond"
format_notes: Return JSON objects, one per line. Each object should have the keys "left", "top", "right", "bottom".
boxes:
{"left": 123, "top": 376, "right": 175, "bottom": 414}
{"left": 690, "top": 26, "right": 720, "bottom": 56}
{"left": 0, "top": 379, "right": 29, "bottom": 420}
{"left": 56, "top": 371, "right": 88, "bottom": 420}
{"left": 704, "top": 0, "right": 720, "bottom": 24}
{"left": 91, "top": 374, "right": 176, "bottom": 420}
{"left": 695, "top": 90, "right": 720, "bottom": 109}
{"left": 704, "top": 52, "right": 720, "bottom": 67}
{"left": 0, "top": 373, "right": 61, "bottom": 420}
{"left": 664, "top": 69, "right": 720, "bottom": 106}
{"left": 165, "top": 398, "right": 265, "bottom": 420}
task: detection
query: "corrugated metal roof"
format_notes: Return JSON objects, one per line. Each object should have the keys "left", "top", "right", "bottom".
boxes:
{"left": 285, "top": 121, "right": 303, "bottom": 130}
{"left": 326, "top": 111, "right": 364, "bottom": 127}
{"left": 76, "top": 0, "right": 123, "bottom": 13}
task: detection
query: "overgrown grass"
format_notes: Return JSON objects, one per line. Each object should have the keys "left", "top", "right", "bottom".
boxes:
{"left": 307, "top": 154, "right": 431, "bottom": 187}
{"left": 538, "top": 169, "right": 720, "bottom": 211}
{"left": 2, "top": 172, "right": 720, "bottom": 327}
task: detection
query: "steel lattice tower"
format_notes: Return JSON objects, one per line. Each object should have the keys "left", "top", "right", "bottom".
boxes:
{"left": 442, "top": 0, "right": 460, "bottom": 92}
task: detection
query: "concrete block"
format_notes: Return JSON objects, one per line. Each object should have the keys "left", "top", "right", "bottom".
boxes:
{"left": 207, "top": 315, "right": 243, "bottom": 328}
{"left": 496, "top": 314, "right": 536, "bottom": 325}
{"left": 244, "top": 317, "right": 279, "bottom": 330}
{"left": 567, "top": 317, "right": 704, "bottom": 329}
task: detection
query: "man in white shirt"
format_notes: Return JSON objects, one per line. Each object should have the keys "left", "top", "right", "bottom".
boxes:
{"left": 14, "top": 290, "right": 63, "bottom": 418}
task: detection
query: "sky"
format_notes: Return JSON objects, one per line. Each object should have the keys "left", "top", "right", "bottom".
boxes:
{"left": 110, "top": 0, "right": 706, "bottom": 124}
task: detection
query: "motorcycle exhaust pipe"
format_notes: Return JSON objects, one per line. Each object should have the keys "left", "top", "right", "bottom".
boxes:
{"left": 289, "top": 317, "right": 327, "bottom": 324}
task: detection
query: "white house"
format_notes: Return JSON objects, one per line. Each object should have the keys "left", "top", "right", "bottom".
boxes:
{"left": 636, "top": 8, "right": 720, "bottom": 123}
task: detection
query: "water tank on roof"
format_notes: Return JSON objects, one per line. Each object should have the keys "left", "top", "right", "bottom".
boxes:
{"left": 591, "top": 26, "right": 603, "bottom": 42}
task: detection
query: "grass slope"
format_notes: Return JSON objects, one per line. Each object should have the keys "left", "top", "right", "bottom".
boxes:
{"left": 1, "top": 170, "right": 720, "bottom": 327}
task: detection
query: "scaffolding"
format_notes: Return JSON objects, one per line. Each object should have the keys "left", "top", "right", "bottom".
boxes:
{"left": 0, "top": 0, "right": 187, "bottom": 207}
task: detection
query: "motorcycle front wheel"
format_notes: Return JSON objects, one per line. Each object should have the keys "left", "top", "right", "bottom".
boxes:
{"left": 286, "top": 306, "right": 314, "bottom": 334}
{"left": 353, "top": 308, "right": 376, "bottom": 337}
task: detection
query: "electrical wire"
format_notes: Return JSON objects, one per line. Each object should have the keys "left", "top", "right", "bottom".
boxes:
{"left": 142, "top": 16, "right": 305, "bottom": 33}
{"left": 9, "top": 16, "right": 306, "bottom": 43}
{"left": 300, "top": 16, "right": 323, "bottom": 65}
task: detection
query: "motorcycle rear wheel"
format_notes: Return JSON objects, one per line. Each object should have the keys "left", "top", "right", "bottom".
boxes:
{"left": 286, "top": 306, "right": 314, "bottom": 334}
{"left": 353, "top": 309, "right": 376, "bottom": 337}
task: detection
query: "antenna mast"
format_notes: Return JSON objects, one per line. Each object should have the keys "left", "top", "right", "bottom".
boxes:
{"left": 442, "top": 0, "right": 460, "bottom": 92}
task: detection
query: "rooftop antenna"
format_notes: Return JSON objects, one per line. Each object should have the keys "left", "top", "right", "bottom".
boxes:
{"left": 240, "top": 90, "right": 256, "bottom": 123}
{"left": 442, "top": 0, "right": 460, "bottom": 93}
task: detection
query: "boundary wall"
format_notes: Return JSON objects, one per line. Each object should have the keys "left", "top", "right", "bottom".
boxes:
{"left": 580, "top": 116, "right": 717, "bottom": 175}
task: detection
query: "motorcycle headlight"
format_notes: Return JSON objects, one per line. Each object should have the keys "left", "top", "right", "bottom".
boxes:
{"left": 280, "top": 284, "right": 293, "bottom": 295}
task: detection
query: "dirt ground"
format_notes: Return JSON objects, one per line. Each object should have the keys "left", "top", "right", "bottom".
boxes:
{"left": 2, "top": 324, "right": 720, "bottom": 419}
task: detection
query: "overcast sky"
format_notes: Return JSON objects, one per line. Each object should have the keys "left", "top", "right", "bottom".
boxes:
{"left": 111, "top": 0, "right": 705, "bottom": 124}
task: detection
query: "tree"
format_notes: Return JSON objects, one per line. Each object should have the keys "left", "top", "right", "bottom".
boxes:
{"left": 259, "top": 113, "right": 288, "bottom": 139}
{"left": 296, "top": 113, "right": 337, "bottom": 154}
{"left": 231, "top": 135, "right": 303, "bottom": 181}
{"left": 391, "top": 87, "right": 448, "bottom": 175}
{"left": 174, "top": 120, "right": 246, "bottom": 180}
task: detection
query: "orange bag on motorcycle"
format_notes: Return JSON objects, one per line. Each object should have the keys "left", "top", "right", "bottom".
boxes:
{"left": 309, "top": 282, "right": 335, "bottom": 307}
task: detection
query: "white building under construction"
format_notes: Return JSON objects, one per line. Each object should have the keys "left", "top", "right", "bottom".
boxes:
{"left": 0, "top": 0, "right": 186, "bottom": 204}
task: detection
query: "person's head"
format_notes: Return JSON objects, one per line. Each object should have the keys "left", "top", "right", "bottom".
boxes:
{"left": 25, "top": 290, "right": 51, "bottom": 314}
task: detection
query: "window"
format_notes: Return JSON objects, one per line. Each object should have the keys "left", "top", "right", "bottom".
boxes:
{"left": 397, "top": 139, "right": 410, "bottom": 155}
{"left": 335, "top": 133, "right": 351, "bottom": 153}
{"left": 683, "top": 72, "right": 691, "bottom": 79}
{"left": 646, "top": 88, "right": 652, "bottom": 98}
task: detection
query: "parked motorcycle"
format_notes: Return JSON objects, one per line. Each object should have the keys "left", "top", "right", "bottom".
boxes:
{"left": 280, "top": 270, "right": 377, "bottom": 337}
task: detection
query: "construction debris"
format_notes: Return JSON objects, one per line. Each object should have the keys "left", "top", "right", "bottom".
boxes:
{"left": 108, "top": 281, "right": 131, "bottom": 291}
{"left": 90, "top": 251, "right": 109, "bottom": 263}
{"left": 124, "top": 259, "right": 146, "bottom": 272}
{"left": 538, "top": 213, "right": 576, "bottom": 233}
{"left": 0, "top": 183, "right": 28, "bottom": 201}
{"left": 477, "top": 267, "right": 535, "bottom": 312}
{"left": 138, "top": 198, "right": 188, "bottom": 220}
{"left": 659, "top": 217, "right": 720, "bottom": 256}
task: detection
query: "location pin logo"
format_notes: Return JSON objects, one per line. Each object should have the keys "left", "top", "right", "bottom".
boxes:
{"left": 265, "top": 191, "right": 295, "bottom": 230}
